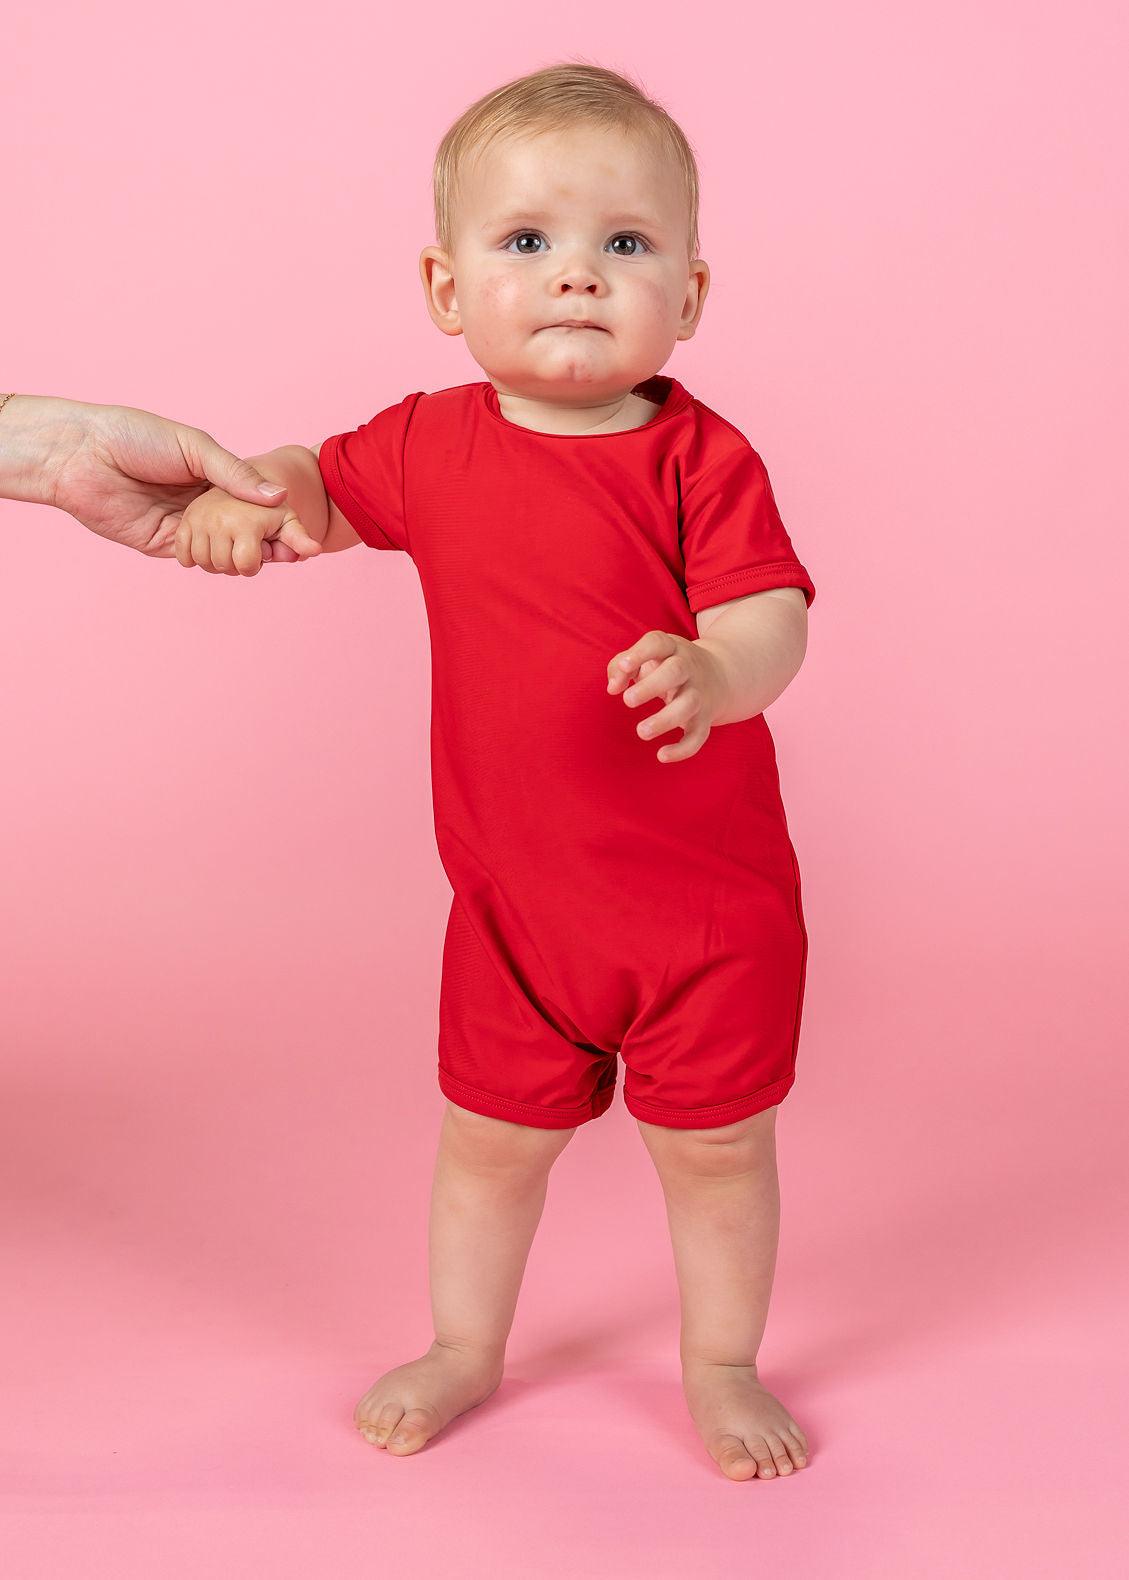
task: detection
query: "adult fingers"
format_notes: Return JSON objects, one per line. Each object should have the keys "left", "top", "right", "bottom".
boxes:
{"left": 181, "top": 426, "right": 288, "bottom": 508}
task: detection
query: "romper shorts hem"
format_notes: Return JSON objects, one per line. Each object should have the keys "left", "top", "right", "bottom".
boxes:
{"left": 623, "top": 1071, "right": 795, "bottom": 1130}
{"left": 438, "top": 1066, "right": 617, "bottom": 1129}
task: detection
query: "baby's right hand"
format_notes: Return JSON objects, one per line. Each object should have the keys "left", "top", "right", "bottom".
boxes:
{"left": 174, "top": 485, "right": 323, "bottom": 576}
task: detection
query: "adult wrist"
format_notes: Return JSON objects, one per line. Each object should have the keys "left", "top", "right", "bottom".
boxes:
{"left": 0, "top": 393, "right": 91, "bottom": 508}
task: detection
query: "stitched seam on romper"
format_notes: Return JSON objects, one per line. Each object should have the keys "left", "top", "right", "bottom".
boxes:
{"left": 439, "top": 1069, "right": 611, "bottom": 1121}
{"left": 625, "top": 1085, "right": 792, "bottom": 1123}
{"left": 787, "top": 844, "right": 808, "bottom": 1079}
{"left": 626, "top": 1074, "right": 795, "bottom": 1123}
{"left": 322, "top": 436, "right": 398, "bottom": 551}
{"left": 398, "top": 390, "right": 425, "bottom": 558}
{"left": 687, "top": 561, "right": 810, "bottom": 596}
{"left": 440, "top": 1079, "right": 615, "bottom": 1122}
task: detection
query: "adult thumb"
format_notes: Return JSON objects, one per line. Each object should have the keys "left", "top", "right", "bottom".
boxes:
{"left": 193, "top": 431, "right": 287, "bottom": 505}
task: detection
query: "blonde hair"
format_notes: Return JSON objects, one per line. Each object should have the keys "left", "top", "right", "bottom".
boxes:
{"left": 432, "top": 61, "right": 701, "bottom": 260}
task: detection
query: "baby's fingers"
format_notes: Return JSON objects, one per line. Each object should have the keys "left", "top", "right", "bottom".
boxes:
{"left": 274, "top": 510, "right": 323, "bottom": 562}
{"left": 173, "top": 514, "right": 227, "bottom": 574}
{"left": 260, "top": 538, "right": 300, "bottom": 563}
{"left": 229, "top": 531, "right": 268, "bottom": 576}
{"left": 173, "top": 521, "right": 258, "bottom": 577}
{"left": 655, "top": 720, "right": 712, "bottom": 764}
{"left": 173, "top": 515, "right": 197, "bottom": 569}
{"left": 606, "top": 655, "right": 662, "bottom": 694}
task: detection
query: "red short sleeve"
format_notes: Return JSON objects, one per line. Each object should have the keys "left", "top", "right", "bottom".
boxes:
{"left": 316, "top": 392, "right": 423, "bottom": 553}
{"left": 679, "top": 440, "right": 816, "bottom": 611}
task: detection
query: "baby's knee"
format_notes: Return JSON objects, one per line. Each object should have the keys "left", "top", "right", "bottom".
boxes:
{"left": 443, "top": 1099, "right": 576, "bottom": 1174}
{"left": 638, "top": 1105, "right": 779, "bottom": 1177}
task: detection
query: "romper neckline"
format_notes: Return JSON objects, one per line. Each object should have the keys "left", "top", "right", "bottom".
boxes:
{"left": 479, "top": 374, "right": 692, "bottom": 439}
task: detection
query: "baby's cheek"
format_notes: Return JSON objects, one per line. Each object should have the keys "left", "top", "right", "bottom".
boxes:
{"left": 477, "top": 269, "right": 528, "bottom": 320}
{"left": 632, "top": 275, "right": 678, "bottom": 333}
{"left": 461, "top": 272, "right": 530, "bottom": 355}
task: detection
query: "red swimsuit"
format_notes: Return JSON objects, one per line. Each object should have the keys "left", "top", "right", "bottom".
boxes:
{"left": 318, "top": 375, "right": 815, "bottom": 1129}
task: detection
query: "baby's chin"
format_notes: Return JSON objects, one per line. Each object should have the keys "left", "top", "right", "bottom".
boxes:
{"left": 487, "top": 344, "right": 640, "bottom": 397}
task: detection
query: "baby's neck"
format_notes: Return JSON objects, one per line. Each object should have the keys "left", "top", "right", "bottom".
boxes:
{"left": 494, "top": 387, "right": 662, "bottom": 436}
{"left": 590, "top": 391, "right": 663, "bottom": 433}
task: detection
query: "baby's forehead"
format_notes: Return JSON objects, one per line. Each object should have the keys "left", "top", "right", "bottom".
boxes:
{"left": 472, "top": 126, "right": 668, "bottom": 184}
{"left": 466, "top": 132, "right": 679, "bottom": 214}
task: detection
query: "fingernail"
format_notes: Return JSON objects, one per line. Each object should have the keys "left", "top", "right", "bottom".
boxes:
{"left": 257, "top": 482, "right": 284, "bottom": 496}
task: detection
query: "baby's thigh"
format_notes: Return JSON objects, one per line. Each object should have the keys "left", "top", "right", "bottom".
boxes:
{"left": 441, "top": 1098, "right": 578, "bottom": 1169}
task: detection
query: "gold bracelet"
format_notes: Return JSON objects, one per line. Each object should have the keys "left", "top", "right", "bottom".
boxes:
{"left": 0, "top": 392, "right": 18, "bottom": 418}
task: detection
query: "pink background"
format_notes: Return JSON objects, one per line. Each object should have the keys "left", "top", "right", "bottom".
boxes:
{"left": 2, "top": 2, "right": 1126, "bottom": 1575}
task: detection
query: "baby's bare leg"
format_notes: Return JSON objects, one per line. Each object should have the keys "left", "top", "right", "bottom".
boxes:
{"left": 637, "top": 1105, "right": 811, "bottom": 1481}
{"left": 355, "top": 1100, "right": 576, "bottom": 1456}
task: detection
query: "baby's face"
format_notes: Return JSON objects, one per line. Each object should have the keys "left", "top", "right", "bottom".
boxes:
{"left": 420, "top": 124, "right": 709, "bottom": 407}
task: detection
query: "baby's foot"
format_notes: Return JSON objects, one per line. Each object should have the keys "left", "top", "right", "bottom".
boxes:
{"left": 681, "top": 1358, "right": 811, "bottom": 1481}
{"left": 354, "top": 1340, "right": 504, "bottom": 1456}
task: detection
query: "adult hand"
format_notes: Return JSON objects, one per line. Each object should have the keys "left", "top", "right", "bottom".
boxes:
{"left": 9, "top": 395, "right": 300, "bottom": 562}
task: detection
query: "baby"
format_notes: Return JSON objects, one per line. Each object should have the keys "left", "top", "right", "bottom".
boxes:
{"left": 173, "top": 63, "right": 816, "bottom": 1480}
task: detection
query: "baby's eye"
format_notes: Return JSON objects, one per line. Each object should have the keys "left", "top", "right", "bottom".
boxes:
{"left": 505, "top": 231, "right": 545, "bottom": 255}
{"left": 607, "top": 234, "right": 650, "bottom": 256}
{"left": 501, "top": 231, "right": 651, "bottom": 256}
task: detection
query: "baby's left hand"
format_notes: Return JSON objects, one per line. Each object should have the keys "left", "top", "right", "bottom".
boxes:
{"left": 606, "top": 630, "right": 730, "bottom": 763}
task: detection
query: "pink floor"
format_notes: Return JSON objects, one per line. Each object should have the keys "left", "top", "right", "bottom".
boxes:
{"left": 5, "top": 0, "right": 1127, "bottom": 1569}
{"left": 3, "top": 924, "right": 1124, "bottom": 1579}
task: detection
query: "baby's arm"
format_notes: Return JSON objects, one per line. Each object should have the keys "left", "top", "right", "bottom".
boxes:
{"left": 606, "top": 587, "right": 809, "bottom": 764}
{"left": 175, "top": 444, "right": 362, "bottom": 574}
{"left": 691, "top": 587, "right": 809, "bottom": 723}
{"left": 306, "top": 444, "right": 363, "bottom": 553}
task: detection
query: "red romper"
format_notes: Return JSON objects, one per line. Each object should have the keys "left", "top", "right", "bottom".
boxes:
{"left": 318, "top": 374, "right": 815, "bottom": 1130}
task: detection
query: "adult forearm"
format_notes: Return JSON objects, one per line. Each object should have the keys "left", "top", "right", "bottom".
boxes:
{"left": 0, "top": 393, "right": 90, "bottom": 507}
{"left": 695, "top": 594, "right": 808, "bottom": 725}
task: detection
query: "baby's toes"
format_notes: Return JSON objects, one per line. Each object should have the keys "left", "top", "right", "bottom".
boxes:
{"left": 712, "top": 1433, "right": 760, "bottom": 1481}
{"left": 357, "top": 1401, "right": 405, "bottom": 1448}
{"left": 764, "top": 1433, "right": 796, "bottom": 1474}
{"left": 786, "top": 1429, "right": 809, "bottom": 1467}
{"left": 384, "top": 1406, "right": 441, "bottom": 1455}
{"left": 745, "top": 1437, "right": 782, "bottom": 1478}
